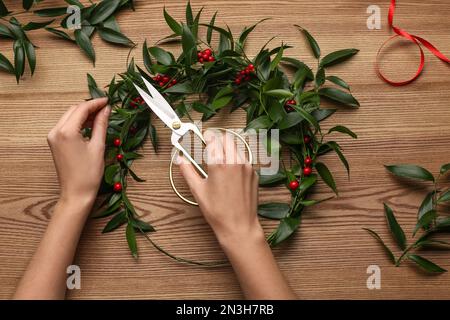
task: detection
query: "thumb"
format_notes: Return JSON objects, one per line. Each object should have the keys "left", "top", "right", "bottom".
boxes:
{"left": 177, "top": 154, "right": 205, "bottom": 197}
{"left": 91, "top": 105, "right": 111, "bottom": 146}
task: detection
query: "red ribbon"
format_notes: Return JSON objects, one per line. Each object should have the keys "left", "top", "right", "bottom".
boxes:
{"left": 376, "top": 0, "right": 450, "bottom": 86}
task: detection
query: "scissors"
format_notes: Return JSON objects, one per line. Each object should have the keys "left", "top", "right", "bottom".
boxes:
{"left": 133, "top": 76, "right": 208, "bottom": 179}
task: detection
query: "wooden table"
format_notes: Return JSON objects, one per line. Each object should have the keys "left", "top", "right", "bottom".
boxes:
{"left": 1, "top": 0, "right": 450, "bottom": 299}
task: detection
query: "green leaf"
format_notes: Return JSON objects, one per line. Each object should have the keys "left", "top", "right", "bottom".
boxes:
{"left": 245, "top": 115, "right": 272, "bottom": 131}
{"left": 89, "top": 0, "right": 121, "bottom": 25}
{"left": 13, "top": 40, "right": 25, "bottom": 82}
{"left": 258, "top": 170, "right": 286, "bottom": 186}
{"left": 383, "top": 203, "right": 407, "bottom": 250}
{"left": 315, "top": 67, "right": 325, "bottom": 86}
{"left": 258, "top": 203, "right": 290, "bottom": 220}
{"left": 212, "top": 95, "right": 232, "bottom": 110}
{"left": 149, "top": 46, "right": 173, "bottom": 65}
{"left": 164, "top": 81, "right": 193, "bottom": 94}
{"left": 298, "top": 196, "right": 334, "bottom": 206}
{"left": 315, "top": 162, "right": 338, "bottom": 195}
{"left": 268, "top": 217, "right": 301, "bottom": 246}
{"left": 0, "top": 52, "right": 14, "bottom": 74}
{"left": 23, "top": 19, "right": 54, "bottom": 31}
{"left": 163, "top": 6, "right": 182, "bottom": 35}
{"left": 418, "top": 190, "right": 435, "bottom": 222}
{"left": 280, "top": 57, "right": 314, "bottom": 80}
{"left": 97, "top": 27, "right": 134, "bottom": 46}
{"left": 181, "top": 23, "right": 196, "bottom": 67}
{"left": 0, "top": 23, "right": 13, "bottom": 38}
{"left": 34, "top": 7, "right": 68, "bottom": 17}
{"left": 298, "top": 26, "right": 320, "bottom": 59}
{"left": 319, "top": 87, "right": 359, "bottom": 108}
{"left": 102, "top": 211, "right": 127, "bottom": 233}
{"left": 93, "top": 198, "right": 122, "bottom": 218}
{"left": 278, "top": 112, "right": 303, "bottom": 130}
{"left": 206, "top": 11, "right": 217, "bottom": 44}
{"left": 23, "top": 40, "right": 36, "bottom": 75}
{"left": 104, "top": 164, "right": 120, "bottom": 185}
{"left": 363, "top": 228, "right": 396, "bottom": 264}
{"left": 407, "top": 254, "right": 447, "bottom": 273}
{"left": 0, "top": 0, "right": 8, "bottom": 17}
{"left": 45, "top": 27, "right": 74, "bottom": 41}
{"left": 384, "top": 164, "right": 434, "bottom": 182}
{"left": 325, "top": 141, "right": 350, "bottom": 176}
{"left": 440, "top": 163, "right": 450, "bottom": 175}
{"left": 312, "top": 108, "right": 336, "bottom": 122}
{"left": 23, "top": 0, "right": 34, "bottom": 10}
{"left": 438, "top": 189, "right": 450, "bottom": 203}
{"left": 264, "top": 89, "right": 292, "bottom": 99}
{"left": 126, "top": 221, "right": 138, "bottom": 258}
{"left": 132, "top": 219, "right": 155, "bottom": 233}
{"left": 320, "top": 49, "right": 359, "bottom": 68}
{"left": 413, "top": 210, "right": 437, "bottom": 236}
{"left": 102, "top": 15, "right": 120, "bottom": 32}
{"left": 238, "top": 18, "right": 269, "bottom": 48}
{"left": 75, "top": 29, "right": 95, "bottom": 64}
{"left": 326, "top": 75, "right": 350, "bottom": 90}
{"left": 436, "top": 217, "right": 450, "bottom": 229}
{"left": 128, "top": 166, "right": 145, "bottom": 182}
{"left": 292, "top": 106, "right": 319, "bottom": 130}
{"left": 142, "top": 39, "right": 152, "bottom": 73}
{"left": 328, "top": 125, "right": 357, "bottom": 138}
{"left": 270, "top": 44, "right": 283, "bottom": 71}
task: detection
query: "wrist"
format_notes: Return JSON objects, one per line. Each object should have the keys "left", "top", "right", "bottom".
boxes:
{"left": 216, "top": 222, "right": 266, "bottom": 253}
{"left": 57, "top": 193, "right": 95, "bottom": 217}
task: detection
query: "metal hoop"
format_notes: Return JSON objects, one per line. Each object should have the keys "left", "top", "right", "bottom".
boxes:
{"left": 169, "top": 128, "right": 253, "bottom": 206}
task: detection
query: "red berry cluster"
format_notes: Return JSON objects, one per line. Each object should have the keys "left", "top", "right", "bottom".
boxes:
{"left": 284, "top": 99, "right": 296, "bottom": 112}
{"left": 197, "top": 48, "right": 215, "bottom": 63}
{"left": 112, "top": 137, "right": 123, "bottom": 192}
{"left": 234, "top": 64, "right": 255, "bottom": 85}
{"left": 303, "top": 155, "right": 313, "bottom": 176}
{"left": 152, "top": 74, "right": 177, "bottom": 88}
{"left": 129, "top": 96, "right": 144, "bottom": 109}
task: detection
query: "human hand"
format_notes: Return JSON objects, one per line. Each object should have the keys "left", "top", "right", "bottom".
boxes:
{"left": 47, "top": 98, "right": 110, "bottom": 210}
{"left": 179, "top": 131, "right": 263, "bottom": 246}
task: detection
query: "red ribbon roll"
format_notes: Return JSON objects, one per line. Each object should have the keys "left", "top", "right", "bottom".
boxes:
{"left": 376, "top": 0, "right": 450, "bottom": 86}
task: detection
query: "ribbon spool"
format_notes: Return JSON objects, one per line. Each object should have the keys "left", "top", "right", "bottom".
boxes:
{"left": 376, "top": 0, "right": 450, "bottom": 86}
{"left": 169, "top": 128, "right": 253, "bottom": 206}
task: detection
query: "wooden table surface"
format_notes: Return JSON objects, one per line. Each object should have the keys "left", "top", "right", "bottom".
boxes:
{"left": 1, "top": 0, "right": 450, "bottom": 299}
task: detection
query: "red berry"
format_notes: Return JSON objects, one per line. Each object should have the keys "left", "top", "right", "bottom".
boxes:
{"left": 155, "top": 75, "right": 162, "bottom": 81}
{"left": 113, "top": 138, "right": 121, "bottom": 147}
{"left": 285, "top": 106, "right": 294, "bottom": 112}
{"left": 240, "top": 70, "right": 246, "bottom": 76}
{"left": 245, "top": 76, "right": 251, "bottom": 81}
{"left": 113, "top": 182, "right": 122, "bottom": 192}
{"left": 197, "top": 52, "right": 202, "bottom": 58}
{"left": 305, "top": 156, "right": 312, "bottom": 166}
{"left": 235, "top": 78, "right": 241, "bottom": 85}
{"left": 116, "top": 154, "right": 124, "bottom": 161}
{"left": 248, "top": 64, "right": 254, "bottom": 70}
{"left": 304, "top": 135, "right": 311, "bottom": 144}
{"left": 202, "top": 53, "right": 208, "bottom": 60}
{"left": 289, "top": 180, "right": 299, "bottom": 190}
{"left": 129, "top": 126, "right": 137, "bottom": 134}
{"left": 199, "top": 58, "right": 204, "bottom": 63}
{"left": 204, "top": 49, "right": 212, "bottom": 56}
{"left": 303, "top": 167, "right": 312, "bottom": 176}
{"left": 158, "top": 81, "right": 164, "bottom": 87}
{"left": 208, "top": 56, "right": 215, "bottom": 62}
{"left": 171, "top": 79, "right": 177, "bottom": 85}
{"left": 162, "top": 76, "right": 169, "bottom": 83}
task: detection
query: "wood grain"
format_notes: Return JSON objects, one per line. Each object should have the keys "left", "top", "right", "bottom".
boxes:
{"left": 1, "top": 0, "right": 450, "bottom": 299}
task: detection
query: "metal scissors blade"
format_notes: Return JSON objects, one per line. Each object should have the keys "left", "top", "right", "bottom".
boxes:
{"left": 132, "top": 77, "right": 181, "bottom": 131}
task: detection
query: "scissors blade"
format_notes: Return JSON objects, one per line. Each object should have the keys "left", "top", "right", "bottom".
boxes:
{"left": 132, "top": 78, "right": 180, "bottom": 129}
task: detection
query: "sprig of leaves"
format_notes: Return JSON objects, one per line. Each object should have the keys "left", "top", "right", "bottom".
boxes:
{"left": 0, "top": 0, "right": 135, "bottom": 82}
{"left": 365, "top": 163, "right": 450, "bottom": 274}
{"left": 87, "top": 2, "right": 359, "bottom": 259}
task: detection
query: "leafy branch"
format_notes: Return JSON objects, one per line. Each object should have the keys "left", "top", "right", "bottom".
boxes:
{"left": 365, "top": 164, "right": 450, "bottom": 274}
{"left": 0, "top": 0, "right": 134, "bottom": 82}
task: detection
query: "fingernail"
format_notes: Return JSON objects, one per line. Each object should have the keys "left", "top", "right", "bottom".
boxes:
{"left": 104, "top": 105, "right": 111, "bottom": 116}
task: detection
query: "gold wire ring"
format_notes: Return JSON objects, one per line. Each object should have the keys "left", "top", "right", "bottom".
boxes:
{"left": 169, "top": 128, "right": 253, "bottom": 206}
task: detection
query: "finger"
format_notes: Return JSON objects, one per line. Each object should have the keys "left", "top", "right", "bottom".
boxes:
{"left": 178, "top": 154, "right": 205, "bottom": 194}
{"left": 204, "top": 129, "right": 224, "bottom": 165}
{"left": 54, "top": 105, "right": 78, "bottom": 130}
{"left": 90, "top": 104, "right": 111, "bottom": 145}
{"left": 223, "top": 131, "right": 239, "bottom": 164}
{"left": 64, "top": 97, "right": 109, "bottom": 133}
